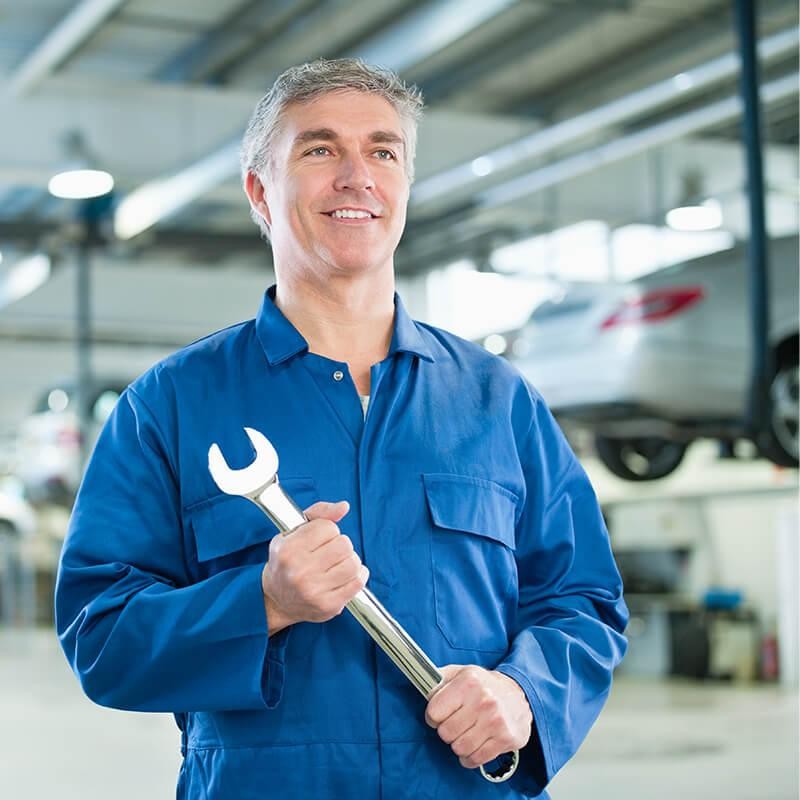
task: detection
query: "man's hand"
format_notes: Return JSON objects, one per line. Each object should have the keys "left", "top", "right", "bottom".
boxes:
{"left": 425, "top": 664, "right": 533, "bottom": 770}
{"left": 262, "top": 500, "right": 368, "bottom": 635}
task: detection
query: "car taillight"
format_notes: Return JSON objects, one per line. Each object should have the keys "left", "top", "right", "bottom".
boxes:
{"left": 600, "top": 286, "right": 705, "bottom": 330}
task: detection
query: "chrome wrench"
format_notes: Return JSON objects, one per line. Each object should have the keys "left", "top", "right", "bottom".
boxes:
{"left": 208, "top": 426, "right": 519, "bottom": 783}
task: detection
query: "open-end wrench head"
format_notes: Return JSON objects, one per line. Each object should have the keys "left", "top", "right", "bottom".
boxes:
{"left": 208, "top": 426, "right": 279, "bottom": 498}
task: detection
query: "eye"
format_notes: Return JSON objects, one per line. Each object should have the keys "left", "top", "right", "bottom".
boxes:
{"left": 375, "top": 149, "right": 396, "bottom": 161}
{"left": 307, "top": 146, "right": 331, "bottom": 157}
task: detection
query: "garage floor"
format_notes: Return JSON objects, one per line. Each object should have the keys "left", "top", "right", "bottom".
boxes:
{"left": 1, "top": 628, "right": 797, "bottom": 799}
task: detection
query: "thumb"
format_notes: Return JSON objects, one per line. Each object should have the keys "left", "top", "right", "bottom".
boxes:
{"left": 304, "top": 500, "right": 350, "bottom": 523}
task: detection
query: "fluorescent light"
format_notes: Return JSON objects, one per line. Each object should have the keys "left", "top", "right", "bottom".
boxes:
{"left": 114, "top": 140, "right": 240, "bottom": 240}
{"left": 48, "top": 169, "right": 114, "bottom": 199}
{"left": 491, "top": 220, "right": 610, "bottom": 280}
{"left": 666, "top": 199, "right": 723, "bottom": 231}
{"left": 471, "top": 157, "right": 494, "bottom": 177}
{"left": 0, "top": 253, "right": 51, "bottom": 306}
{"left": 611, "top": 224, "right": 734, "bottom": 280}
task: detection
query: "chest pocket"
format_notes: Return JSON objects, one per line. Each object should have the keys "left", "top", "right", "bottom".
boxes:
{"left": 186, "top": 477, "right": 318, "bottom": 575}
{"left": 423, "top": 473, "right": 519, "bottom": 654}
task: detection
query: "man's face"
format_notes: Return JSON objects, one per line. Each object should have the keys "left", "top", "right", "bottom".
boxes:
{"left": 257, "top": 90, "right": 411, "bottom": 279}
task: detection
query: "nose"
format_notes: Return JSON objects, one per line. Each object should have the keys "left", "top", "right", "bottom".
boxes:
{"left": 333, "top": 151, "right": 375, "bottom": 192}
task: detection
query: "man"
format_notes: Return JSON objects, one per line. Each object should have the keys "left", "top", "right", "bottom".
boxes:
{"left": 56, "top": 59, "right": 628, "bottom": 799}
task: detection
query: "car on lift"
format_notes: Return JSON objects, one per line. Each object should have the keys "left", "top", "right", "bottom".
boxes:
{"left": 15, "top": 378, "right": 130, "bottom": 505}
{"left": 509, "top": 234, "right": 798, "bottom": 480}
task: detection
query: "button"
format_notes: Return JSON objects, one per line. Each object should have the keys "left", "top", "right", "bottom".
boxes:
{"left": 333, "top": 370, "right": 344, "bottom": 381}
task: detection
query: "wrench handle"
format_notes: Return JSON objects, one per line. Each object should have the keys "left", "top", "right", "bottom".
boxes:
{"left": 252, "top": 479, "right": 519, "bottom": 784}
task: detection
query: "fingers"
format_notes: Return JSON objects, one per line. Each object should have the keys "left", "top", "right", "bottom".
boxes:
{"left": 452, "top": 726, "right": 492, "bottom": 765}
{"left": 330, "top": 564, "right": 370, "bottom": 604}
{"left": 458, "top": 738, "right": 500, "bottom": 771}
{"left": 425, "top": 665, "right": 526, "bottom": 772}
{"left": 298, "top": 503, "right": 354, "bottom": 554}
{"left": 262, "top": 498, "right": 368, "bottom": 625}
{"left": 425, "top": 672, "right": 466, "bottom": 728}
{"left": 323, "top": 550, "right": 363, "bottom": 587}
{"left": 432, "top": 703, "right": 476, "bottom": 745}
{"left": 304, "top": 500, "right": 350, "bottom": 522}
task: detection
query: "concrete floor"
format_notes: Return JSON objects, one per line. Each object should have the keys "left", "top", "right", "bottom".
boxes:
{"left": 1, "top": 628, "right": 797, "bottom": 799}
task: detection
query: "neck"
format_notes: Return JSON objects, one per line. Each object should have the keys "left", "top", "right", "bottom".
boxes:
{"left": 273, "top": 269, "right": 395, "bottom": 365}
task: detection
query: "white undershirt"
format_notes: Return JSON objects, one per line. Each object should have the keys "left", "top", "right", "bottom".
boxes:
{"left": 359, "top": 395, "right": 369, "bottom": 418}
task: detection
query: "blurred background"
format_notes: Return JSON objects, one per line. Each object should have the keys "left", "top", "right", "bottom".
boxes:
{"left": 0, "top": 0, "right": 797, "bottom": 797}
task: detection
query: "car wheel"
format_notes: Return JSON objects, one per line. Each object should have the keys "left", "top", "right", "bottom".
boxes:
{"left": 594, "top": 434, "right": 688, "bottom": 481}
{"left": 758, "top": 361, "right": 799, "bottom": 468}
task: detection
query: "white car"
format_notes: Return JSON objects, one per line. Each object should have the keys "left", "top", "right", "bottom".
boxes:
{"left": 511, "top": 234, "right": 798, "bottom": 480}
{"left": 0, "top": 476, "right": 36, "bottom": 539}
{"left": 15, "top": 379, "right": 130, "bottom": 505}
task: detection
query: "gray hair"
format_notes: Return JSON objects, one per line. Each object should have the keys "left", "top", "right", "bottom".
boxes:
{"left": 241, "top": 58, "right": 424, "bottom": 239}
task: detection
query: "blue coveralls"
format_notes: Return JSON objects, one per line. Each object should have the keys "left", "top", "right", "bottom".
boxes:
{"left": 56, "top": 287, "right": 628, "bottom": 799}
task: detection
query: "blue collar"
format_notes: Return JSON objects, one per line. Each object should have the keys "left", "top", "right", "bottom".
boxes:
{"left": 255, "top": 285, "right": 434, "bottom": 366}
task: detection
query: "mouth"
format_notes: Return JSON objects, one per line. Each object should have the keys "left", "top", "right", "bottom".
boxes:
{"left": 323, "top": 208, "right": 380, "bottom": 222}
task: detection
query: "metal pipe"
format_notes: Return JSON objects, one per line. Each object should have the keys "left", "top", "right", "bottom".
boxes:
{"left": 734, "top": 0, "right": 772, "bottom": 443}
{"left": 8, "top": 0, "right": 129, "bottom": 97}
{"left": 411, "top": 26, "right": 799, "bottom": 206}
{"left": 476, "top": 72, "right": 797, "bottom": 208}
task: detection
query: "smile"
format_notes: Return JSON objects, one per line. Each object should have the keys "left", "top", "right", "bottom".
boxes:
{"left": 324, "top": 208, "right": 379, "bottom": 220}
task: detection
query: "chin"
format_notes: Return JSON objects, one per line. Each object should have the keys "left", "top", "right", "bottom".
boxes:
{"left": 325, "top": 249, "right": 392, "bottom": 275}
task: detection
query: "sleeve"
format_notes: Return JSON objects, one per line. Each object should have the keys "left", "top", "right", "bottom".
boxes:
{"left": 496, "top": 391, "right": 629, "bottom": 797}
{"left": 54, "top": 385, "right": 290, "bottom": 713}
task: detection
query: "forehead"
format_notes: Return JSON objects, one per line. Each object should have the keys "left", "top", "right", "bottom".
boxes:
{"left": 277, "top": 90, "right": 403, "bottom": 146}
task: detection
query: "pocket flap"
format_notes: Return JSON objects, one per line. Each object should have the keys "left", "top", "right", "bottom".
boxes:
{"left": 422, "top": 473, "right": 518, "bottom": 550}
{"left": 188, "top": 477, "right": 316, "bottom": 562}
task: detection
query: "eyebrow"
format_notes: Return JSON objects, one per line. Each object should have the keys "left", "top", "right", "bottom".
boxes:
{"left": 292, "top": 128, "right": 405, "bottom": 150}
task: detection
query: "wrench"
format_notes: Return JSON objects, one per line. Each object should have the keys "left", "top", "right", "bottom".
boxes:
{"left": 208, "top": 426, "right": 519, "bottom": 783}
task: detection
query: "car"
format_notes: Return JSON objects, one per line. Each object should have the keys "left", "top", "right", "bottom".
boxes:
{"left": 15, "top": 378, "right": 130, "bottom": 505}
{"left": 509, "top": 234, "right": 798, "bottom": 481}
{"left": 0, "top": 476, "right": 38, "bottom": 625}
{"left": 0, "top": 476, "right": 36, "bottom": 539}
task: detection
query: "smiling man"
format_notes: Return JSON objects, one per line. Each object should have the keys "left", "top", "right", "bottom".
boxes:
{"left": 56, "top": 60, "right": 628, "bottom": 800}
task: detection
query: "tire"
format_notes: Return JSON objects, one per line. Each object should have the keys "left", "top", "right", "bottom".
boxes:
{"left": 594, "top": 434, "right": 688, "bottom": 481}
{"left": 758, "top": 361, "right": 799, "bottom": 468}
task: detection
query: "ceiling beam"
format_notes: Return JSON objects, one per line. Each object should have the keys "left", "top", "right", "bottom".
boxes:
{"left": 111, "top": 0, "right": 523, "bottom": 239}
{"left": 510, "top": 0, "right": 794, "bottom": 117}
{"left": 7, "top": 0, "right": 129, "bottom": 97}
{"left": 419, "top": 2, "right": 632, "bottom": 103}
{"left": 476, "top": 72, "right": 798, "bottom": 208}
{"left": 154, "top": 0, "right": 312, "bottom": 84}
{"left": 345, "top": 0, "right": 517, "bottom": 74}
{"left": 410, "top": 26, "right": 799, "bottom": 207}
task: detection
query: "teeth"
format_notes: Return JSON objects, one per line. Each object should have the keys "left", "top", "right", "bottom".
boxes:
{"left": 331, "top": 209, "right": 372, "bottom": 219}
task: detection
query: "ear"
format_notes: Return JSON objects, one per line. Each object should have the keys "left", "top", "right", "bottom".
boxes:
{"left": 245, "top": 171, "right": 272, "bottom": 228}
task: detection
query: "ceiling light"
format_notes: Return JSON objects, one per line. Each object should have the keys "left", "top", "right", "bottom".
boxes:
{"left": 666, "top": 198, "right": 723, "bottom": 232}
{"left": 48, "top": 130, "right": 114, "bottom": 200}
{"left": 0, "top": 253, "right": 51, "bottom": 307}
{"left": 471, "top": 157, "right": 494, "bottom": 177}
{"left": 666, "top": 169, "right": 723, "bottom": 231}
{"left": 49, "top": 168, "right": 114, "bottom": 200}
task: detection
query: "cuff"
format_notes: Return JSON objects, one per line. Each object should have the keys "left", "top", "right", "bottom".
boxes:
{"left": 256, "top": 567, "right": 292, "bottom": 709}
{"left": 495, "top": 662, "right": 551, "bottom": 797}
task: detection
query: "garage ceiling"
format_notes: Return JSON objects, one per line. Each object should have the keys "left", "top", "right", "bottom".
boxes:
{"left": 0, "top": 0, "right": 798, "bottom": 424}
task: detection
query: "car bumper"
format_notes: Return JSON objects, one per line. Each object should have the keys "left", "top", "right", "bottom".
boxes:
{"left": 515, "top": 333, "right": 746, "bottom": 422}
